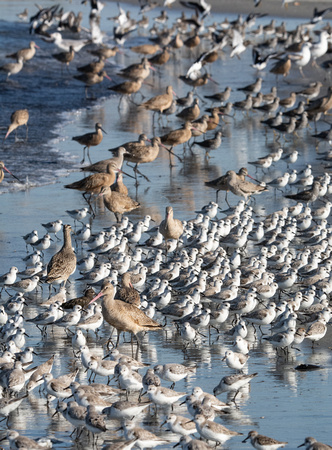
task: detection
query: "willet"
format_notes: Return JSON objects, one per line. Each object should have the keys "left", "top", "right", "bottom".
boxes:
{"left": 72, "top": 122, "right": 106, "bottom": 164}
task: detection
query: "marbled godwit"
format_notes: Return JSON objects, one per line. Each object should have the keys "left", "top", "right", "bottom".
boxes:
{"left": 72, "top": 122, "right": 106, "bottom": 164}
{"left": 77, "top": 56, "right": 105, "bottom": 74}
{"left": 52, "top": 45, "right": 75, "bottom": 71}
{"left": 116, "top": 272, "right": 141, "bottom": 307}
{"left": 130, "top": 44, "right": 161, "bottom": 55}
{"left": 0, "top": 161, "right": 20, "bottom": 183}
{"left": 124, "top": 136, "right": 162, "bottom": 182}
{"left": 184, "top": 32, "right": 200, "bottom": 50}
{"left": 148, "top": 47, "right": 170, "bottom": 66}
{"left": 205, "top": 167, "right": 255, "bottom": 203}
{"left": 159, "top": 206, "right": 184, "bottom": 247}
{"left": 226, "top": 170, "right": 268, "bottom": 203}
{"left": 6, "top": 41, "right": 39, "bottom": 62}
{"left": 206, "top": 107, "right": 221, "bottom": 131}
{"left": 101, "top": 186, "right": 140, "bottom": 222}
{"left": 81, "top": 147, "right": 128, "bottom": 173}
{"left": 176, "top": 98, "right": 200, "bottom": 122}
{"left": 89, "top": 281, "right": 162, "bottom": 347}
{"left": 90, "top": 46, "right": 119, "bottom": 59}
{"left": 0, "top": 57, "right": 24, "bottom": 79}
{"left": 45, "top": 224, "right": 76, "bottom": 288}
{"left": 117, "top": 57, "right": 153, "bottom": 80}
{"left": 74, "top": 70, "right": 111, "bottom": 98}
{"left": 64, "top": 161, "right": 121, "bottom": 211}
{"left": 160, "top": 121, "right": 192, "bottom": 148}
{"left": 108, "top": 77, "right": 144, "bottom": 107}
{"left": 140, "top": 85, "right": 174, "bottom": 114}
{"left": 113, "top": 172, "right": 128, "bottom": 195}
{"left": 108, "top": 134, "right": 148, "bottom": 154}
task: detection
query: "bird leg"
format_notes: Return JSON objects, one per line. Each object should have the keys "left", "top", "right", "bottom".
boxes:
{"left": 134, "top": 164, "right": 150, "bottom": 182}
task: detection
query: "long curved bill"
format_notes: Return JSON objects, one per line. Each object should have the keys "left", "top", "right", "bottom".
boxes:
{"left": 3, "top": 164, "right": 21, "bottom": 182}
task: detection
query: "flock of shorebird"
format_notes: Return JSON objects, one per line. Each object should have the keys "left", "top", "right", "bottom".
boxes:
{"left": 1, "top": 0, "right": 332, "bottom": 449}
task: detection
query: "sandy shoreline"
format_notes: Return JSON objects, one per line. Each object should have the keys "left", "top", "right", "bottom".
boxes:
{"left": 112, "top": 0, "right": 332, "bottom": 20}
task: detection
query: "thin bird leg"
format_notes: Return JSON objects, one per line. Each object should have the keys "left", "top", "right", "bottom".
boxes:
{"left": 134, "top": 164, "right": 150, "bottom": 182}
{"left": 163, "top": 146, "right": 183, "bottom": 162}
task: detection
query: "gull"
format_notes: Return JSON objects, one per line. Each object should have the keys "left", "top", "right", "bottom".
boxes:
{"left": 288, "top": 42, "right": 312, "bottom": 77}
{"left": 46, "top": 32, "right": 89, "bottom": 52}
{"left": 230, "top": 29, "right": 247, "bottom": 59}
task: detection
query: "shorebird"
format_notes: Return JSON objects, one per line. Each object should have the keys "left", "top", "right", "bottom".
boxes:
{"left": 306, "top": 86, "right": 332, "bottom": 115}
{"left": 140, "top": 85, "right": 174, "bottom": 114}
{"left": 81, "top": 147, "right": 128, "bottom": 173}
{"left": 52, "top": 45, "right": 75, "bottom": 71}
{"left": 4, "top": 109, "right": 29, "bottom": 141}
{"left": 0, "top": 57, "right": 24, "bottom": 79}
{"left": 159, "top": 206, "right": 184, "bottom": 246}
{"left": 45, "top": 224, "right": 76, "bottom": 288}
{"left": 101, "top": 186, "right": 140, "bottom": 222}
{"left": 108, "top": 77, "right": 144, "bottom": 107}
{"left": 77, "top": 56, "right": 106, "bottom": 74}
{"left": 0, "top": 161, "right": 20, "bottom": 184}
{"left": 116, "top": 272, "right": 141, "bottom": 307}
{"left": 117, "top": 57, "right": 153, "bottom": 80}
{"left": 89, "top": 281, "right": 162, "bottom": 347}
{"left": 194, "top": 414, "right": 242, "bottom": 444}
{"left": 72, "top": 122, "right": 106, "bottom": 164}
{"left": 226, "top": 170, "right": 268, "bottom": 202}
{"left": 285, "top": 181, "right": 321, "bottom": 205}
{"left": 74, "top": 70, "right": 111, "bottom": 98}
{"left": 6, "top": 41, "right": 39, "bottom": 62}
{"left": 298, "top": 436, "right": 332, "bottom": 449}
{"left": 243, "top": 430, "right": 288, "bottom": 449}
{"left": 124, "top": 137, "right": 163, "bottom": 182}
{"left": 213, "top": 373, "right": 258, "bottom": 400}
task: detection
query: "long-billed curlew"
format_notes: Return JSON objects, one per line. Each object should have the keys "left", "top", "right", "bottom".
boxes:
{"left": 89, "top": 281, "right": 162, "bottom": 347}
{"left": 5, "top": 109, "right": 29, "bottom": 141}
{"left": 72, "top": 123, "right": 106, "bottom": 164}
{"left": 45, "top": 224, "right": 77, "bottom": 289}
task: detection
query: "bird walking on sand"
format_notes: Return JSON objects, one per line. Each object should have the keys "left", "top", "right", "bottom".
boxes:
{"left": 45, "top": 224, "right": 76, "bottom": 289}
{"left": 72, "top": 123, "right": 106, "bottom": 164}
{"left": 89, "top": 281, "right": 162, "bottom": 347}
{"left": 243, "top": 430, "right": 288, "bottom": 449}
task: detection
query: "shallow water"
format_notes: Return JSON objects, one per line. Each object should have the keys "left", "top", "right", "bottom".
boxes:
{"left": 0, "top": 0, "right": 332, "bottom": 448}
